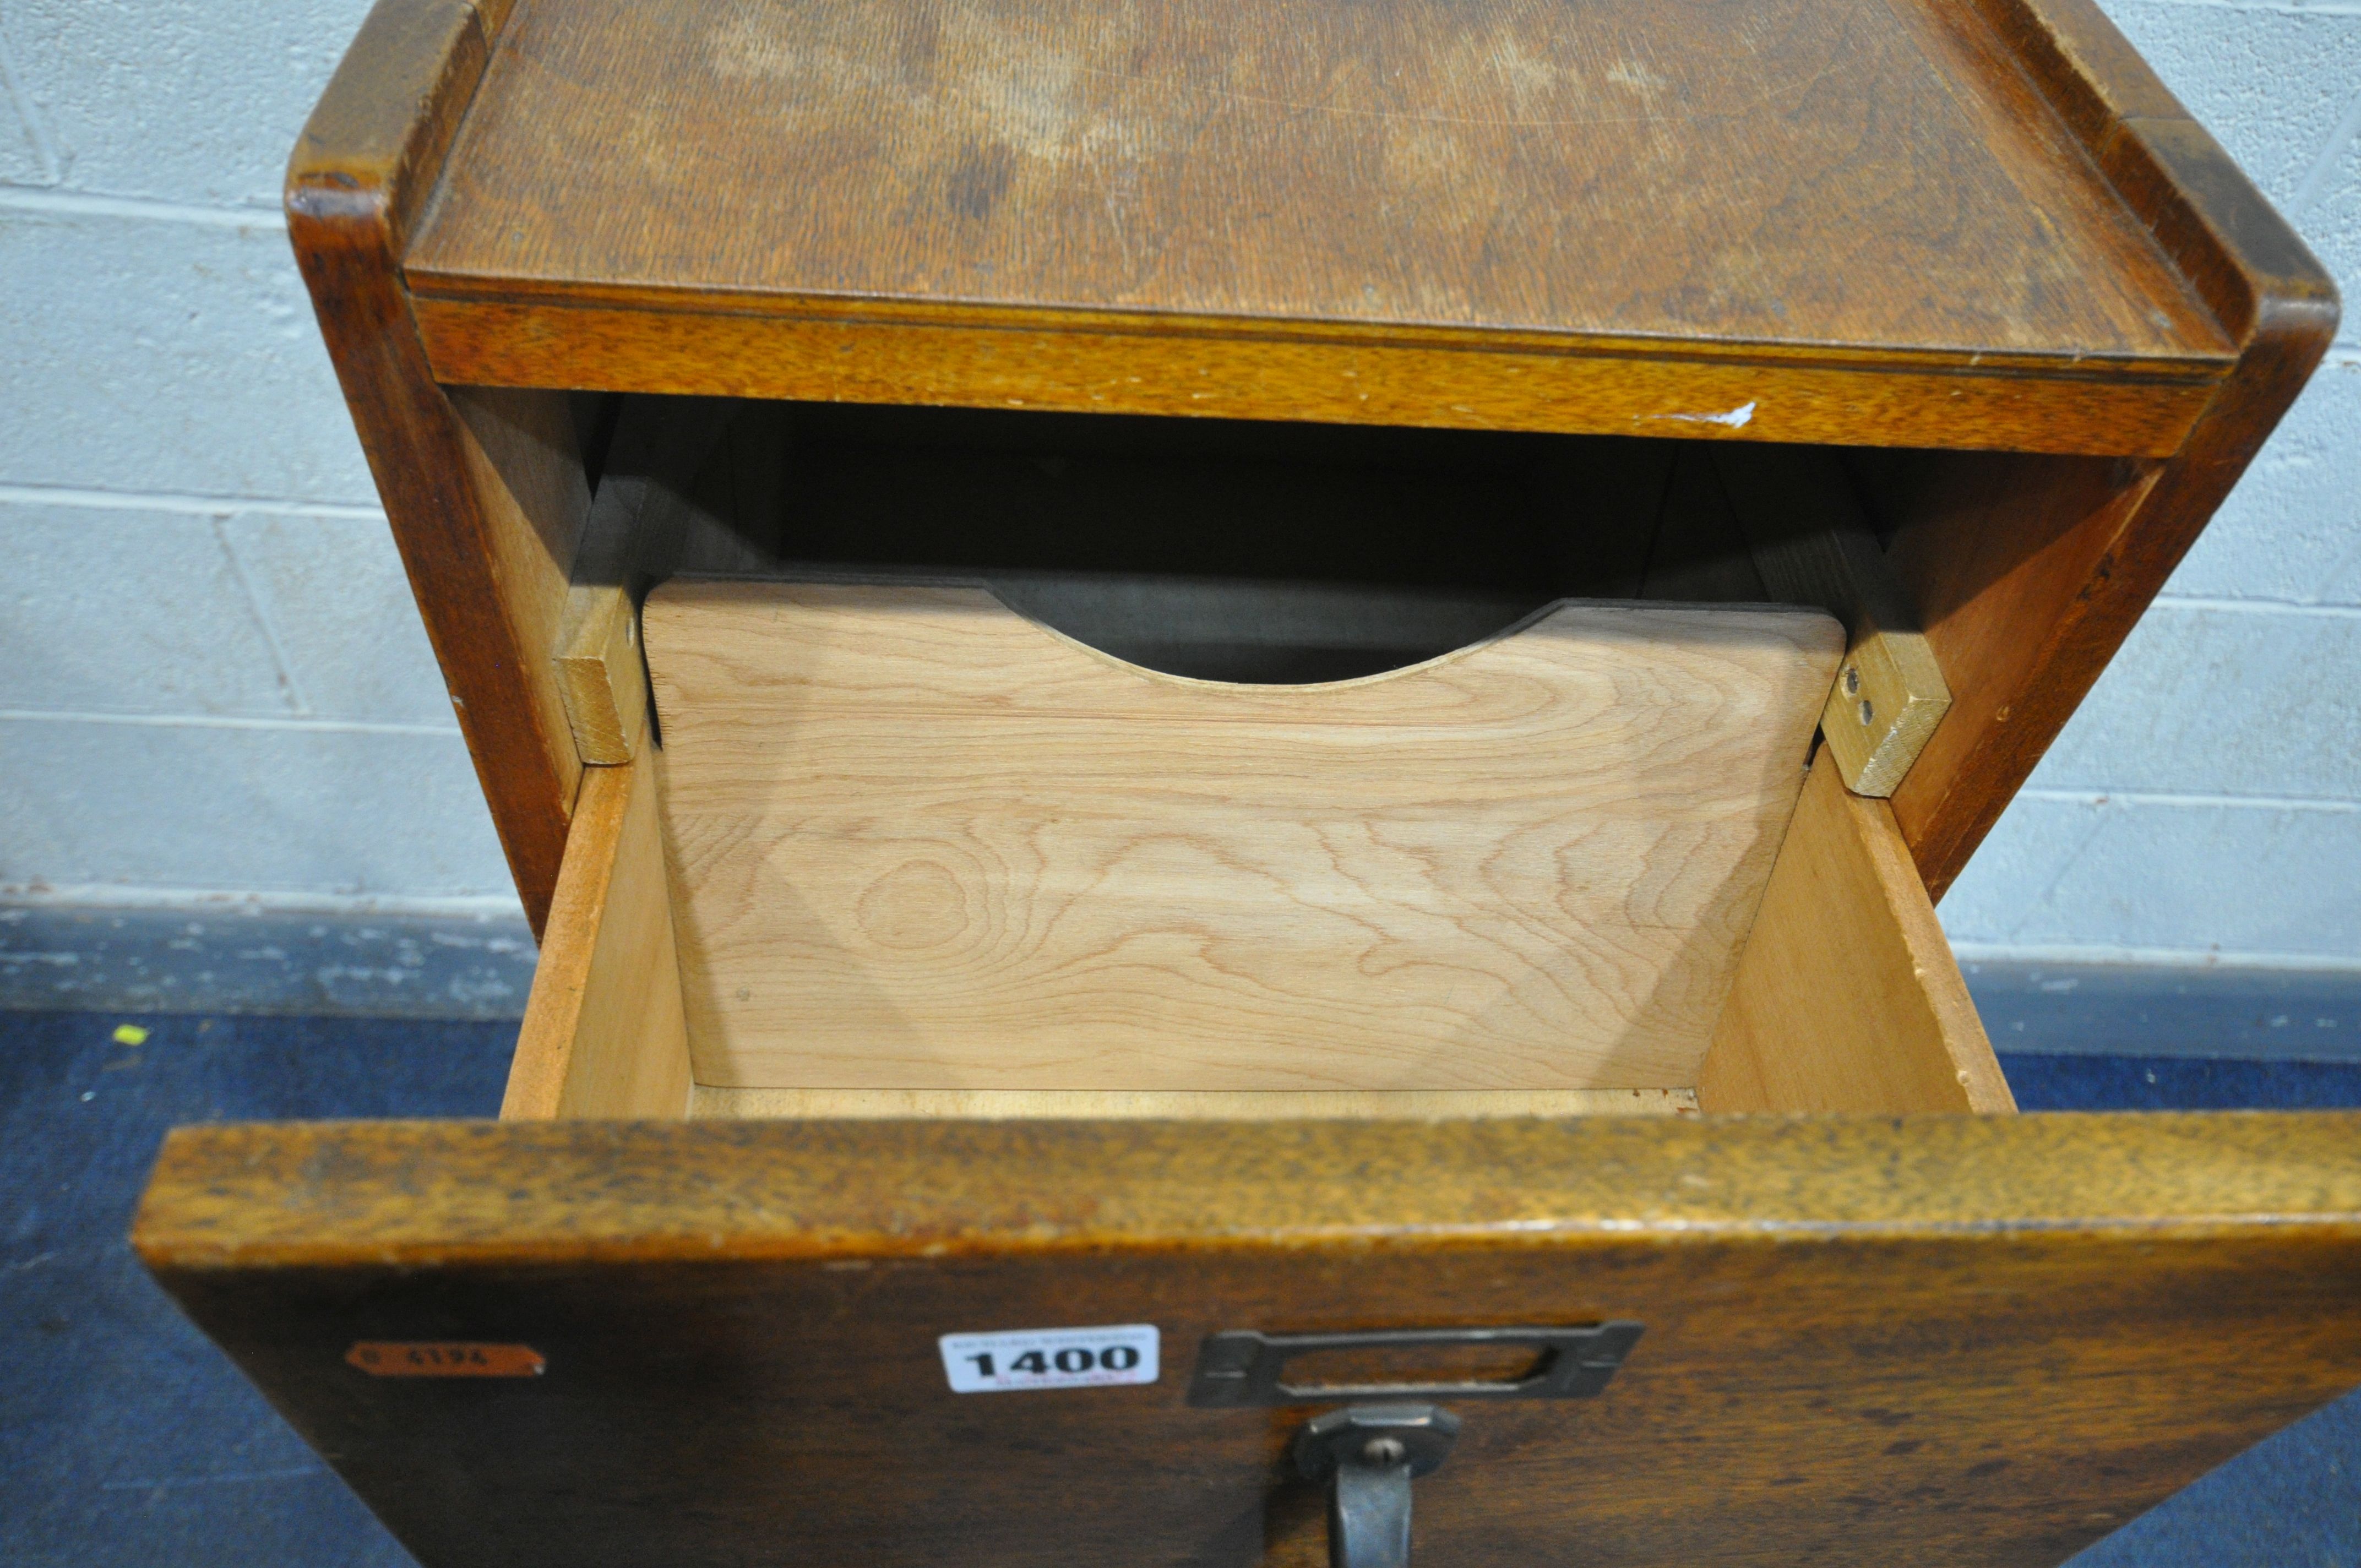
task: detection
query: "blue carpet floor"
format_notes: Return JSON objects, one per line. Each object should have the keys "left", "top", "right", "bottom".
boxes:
{"left": 2, "top": 1010, "right": 2355, "bottom": 1566}
{"left": 1, "top": 1012, "right": 510, "bottom": 1568}
{"left": 2003, "top": 1052, "right": 2361, "bottom": 1113}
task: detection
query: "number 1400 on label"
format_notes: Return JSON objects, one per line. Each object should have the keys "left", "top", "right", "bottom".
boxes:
{"left": 938, "top": 1325, "right": 1161, "bottom": 1393}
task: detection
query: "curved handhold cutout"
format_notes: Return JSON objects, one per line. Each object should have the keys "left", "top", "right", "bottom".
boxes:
{"left": 984, "top": 574, "right": 1555, "bottom": 684}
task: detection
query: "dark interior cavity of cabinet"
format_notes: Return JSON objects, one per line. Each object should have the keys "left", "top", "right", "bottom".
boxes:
{"left": 646, "top": 398, "right": 2125, "bottom": 701}
{"left": 662, "top": 399, "right": 1731, "bottom": 681}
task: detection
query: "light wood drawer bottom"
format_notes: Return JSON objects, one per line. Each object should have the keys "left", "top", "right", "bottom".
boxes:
{"left": 690, "top": 1084, "right": 1701, "bottom": 1119}
{"left": 505, "top": 738, "right": 2009, "bottom": 1123}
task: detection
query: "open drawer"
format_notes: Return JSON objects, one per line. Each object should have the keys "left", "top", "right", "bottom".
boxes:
{"left": 134, "top": 400, "right": 2361, "bottom": 1568}
{"left": 512, "top": 394, "right": 2015, "bottom": 1122}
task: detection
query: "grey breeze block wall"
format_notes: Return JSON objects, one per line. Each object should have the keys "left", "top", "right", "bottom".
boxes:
{"left": 2, "top": 0, "right": 2357, "bottom": 972}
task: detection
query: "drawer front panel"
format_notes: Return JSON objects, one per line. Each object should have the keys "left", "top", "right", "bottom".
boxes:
{"left": 138, "top": 1114, "right": 2361, "bottom": 1568}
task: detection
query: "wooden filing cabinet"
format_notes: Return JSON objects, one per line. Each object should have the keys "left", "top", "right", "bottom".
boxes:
{"left": 131, "top": 1, "right": 2358, "bottom": 1564}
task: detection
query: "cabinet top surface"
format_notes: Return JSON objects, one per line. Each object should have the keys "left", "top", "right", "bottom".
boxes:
{"left": 405, "top": 0, "right": 2231, "bottom": 370}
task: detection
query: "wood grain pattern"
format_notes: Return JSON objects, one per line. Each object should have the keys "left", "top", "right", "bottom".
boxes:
{"left": 1695, "top": 755, "right": 2014, "bottom": 1114}
{"left": 692, "top": 1085, "right": 1696, "bottom": 1119}
{"left": 402, "top": 0, "right": 2228, "bottom": 394}
{"left": 137, "top": 1113, "right": 2361, "bottom": 1567}
{"left": 1711, "top": 445, "right": 1951, "bottom": 797}
{"left": 499, "top": 756, "right": 692, "bottom": 1119}
{"left": 410, "top": 295, "right": 2219, "bottom": 460}
{"left": 286, "top": 0, "right": 584, "bottom": 930}
{"left": 643, "top": 582, "right": 1841, "bottom": 1090}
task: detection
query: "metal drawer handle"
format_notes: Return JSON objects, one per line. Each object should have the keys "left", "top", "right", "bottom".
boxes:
{"left": 1294, "top": 1404, "right": 1459, "bottom": 1568}
{"left": 1187, "top": 1322, "right": 1644, "bottom": 1408}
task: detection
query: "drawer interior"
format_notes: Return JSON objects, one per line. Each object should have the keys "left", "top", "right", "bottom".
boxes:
{"left": 509, "top": 396, "right": 2016, "bottom": 1123}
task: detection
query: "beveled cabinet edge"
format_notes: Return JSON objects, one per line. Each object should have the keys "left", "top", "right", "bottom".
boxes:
{"left": 1975, "top": 0, "right": 2340, "bottom": 339}
{"left": 1892, "top": 0, "right": 2340, "bottom": 895}
{"left": 134, "top": 1113, "right": 2361, "bottom": 1271}
{"left": 289, "top": 0, "right": 510, "bottom": 252}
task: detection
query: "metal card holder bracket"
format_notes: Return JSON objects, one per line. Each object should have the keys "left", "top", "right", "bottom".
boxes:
{"left": 1186, "top": 1322, "right": 1644, "bottom": 1409}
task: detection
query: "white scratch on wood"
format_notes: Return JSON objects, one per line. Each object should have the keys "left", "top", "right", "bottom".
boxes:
{"left": 1649, "top": 401, "right": 1757, "bottom": 428}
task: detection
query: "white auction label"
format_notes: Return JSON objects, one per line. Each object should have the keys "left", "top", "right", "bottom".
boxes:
{"left": 938, "top": 1324, "right": 1161, "bottom": 1393}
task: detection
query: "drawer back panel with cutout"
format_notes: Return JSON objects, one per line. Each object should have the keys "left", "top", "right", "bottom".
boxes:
{"left": 647, "top": 580, "right": 1838, "bottom": 1091}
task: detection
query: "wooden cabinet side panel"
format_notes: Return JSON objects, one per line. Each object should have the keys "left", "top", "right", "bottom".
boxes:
{"left": 1697, "top": 754, "right": 2013, "bottom": 1114}
{"left": 1875, "top": 0, "right": 2339, "bottom": 893}
{"left": 449, "top": 383, "right": 595, "bottom": 761}
{"left": 285, "top": 0, "right": 582, "bottom": 929}
{"left": 1868, "top": 449, "right": 2155, "bottom": 895}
